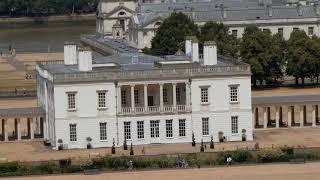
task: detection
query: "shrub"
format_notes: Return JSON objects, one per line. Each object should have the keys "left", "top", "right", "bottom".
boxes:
{"left": 200, "top": 139, "right": 204, "bottom": 152}
{"left": 0, "top": 162, "right": 19, "bottom": 174}
{"left": 210, "top": 135, "right": 214, "bottom": 149}
{"left": 192, "top": 132, "right": 196, "bottom": 147}
{"left": 216, "top": 150, "right": 252, "bottom": 165}
{"left": 130, "top": 143, "right": 134, "bottom": 156}
{"left": 37, "top": 162, "right": 59, "bottom": 174}
{"left": 123, "top": 139, "right": 128, "bottom": 150}
{"left": 257, "top": 149, "right": 289, "bottom": 163}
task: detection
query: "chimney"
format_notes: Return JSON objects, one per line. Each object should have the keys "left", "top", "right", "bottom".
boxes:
{"left": 267, "top": 5, "right": 273, "bottom": 17}
{"left": 78, "top": 47, "right": 92, "bottom": 72}
{"left": 297, "top": 3, "right": 303, "bottom": 16}
{"left": 64, "top": 42, "right": 77, "bottom": 65}
{"left": 185, "top": 36, "right": 194, "bottom": 57}
{"left": 203, "top": 41, "right": 217, "bottom": 66}
{"left": 192, "top": 37, "right": 199, "bottom": 63}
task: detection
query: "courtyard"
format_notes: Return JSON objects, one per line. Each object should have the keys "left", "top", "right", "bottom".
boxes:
{"left": 0, "top": 127, "right": 320, "bottom": 162}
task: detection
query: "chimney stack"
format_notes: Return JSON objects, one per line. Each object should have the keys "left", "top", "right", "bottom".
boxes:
{"left": 185, "top": 36, "right": 194, "bottom": 57}
{"left": 192, "top": 37, "right": 199, "bottom": 63}
{"left": 297, "top": 3, "right": 303, "bottom": 16}
{"left": 203, "top": 41, "right": 217, "bottom": 66}
{"left": 267, "top": 5, "right": 273, "bottom": 17}
{"left": 78, "top": 47, "right": 92, "bottom": 72}
{"left": 64, "top": 42, "right": 77, "bottom": 65}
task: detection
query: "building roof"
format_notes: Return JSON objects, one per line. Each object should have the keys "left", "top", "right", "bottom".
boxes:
{"left": 0, "top": 107, "right": 45, "bottom": 118}
{"left": 252, "top": 94, "right": 320, "bottom": 105}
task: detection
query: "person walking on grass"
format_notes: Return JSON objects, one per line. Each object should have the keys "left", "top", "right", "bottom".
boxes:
{"left": 226, "top": 156, "right": 233, "bottom": 167}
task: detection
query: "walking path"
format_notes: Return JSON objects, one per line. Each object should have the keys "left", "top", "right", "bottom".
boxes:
{"left": 8, "top": 162, "right": 320, "bottom": 180}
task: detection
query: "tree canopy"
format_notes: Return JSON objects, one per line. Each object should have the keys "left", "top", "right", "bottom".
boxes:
{"left": 146, "top": 12, "right": 199, "bottom": 56}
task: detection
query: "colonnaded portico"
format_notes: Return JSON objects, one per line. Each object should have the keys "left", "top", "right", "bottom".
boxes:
{"left": 117, "top": 81, "right": 191, "bottom": 115}
{"left": 252, "top": 95, "right": 320, "bottom": 129}
{"left": 0, "top": 107, "right": 47, "bottom": 142}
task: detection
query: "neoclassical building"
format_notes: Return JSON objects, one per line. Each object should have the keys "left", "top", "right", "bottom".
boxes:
{"left": 96, "top": 0, "right": 320, "bottom": 49}
{"left": 36, "top": 39, "right": 253, "bottom": 149}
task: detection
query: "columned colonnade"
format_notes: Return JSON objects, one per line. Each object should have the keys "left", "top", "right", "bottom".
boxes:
{"left": 253, "top": 104, "right": 320, "bottom": 129}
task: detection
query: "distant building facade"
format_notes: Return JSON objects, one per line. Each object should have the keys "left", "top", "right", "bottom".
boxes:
{"left": 97, "top": 0, "right": 320, "bottom": 49}
{"left": 36, "top": 39, "right": 253, "bottom": 149}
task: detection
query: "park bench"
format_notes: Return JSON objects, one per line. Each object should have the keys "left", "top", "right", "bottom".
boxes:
{"left": 83, "top": 169, "right": 100, "bottom": 175}
{"left": 289, "top": 158, "right": 305, "bottom": 164}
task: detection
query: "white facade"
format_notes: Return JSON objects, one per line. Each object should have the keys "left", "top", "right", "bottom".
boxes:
{"left": 37, "top": 41, "right": 253, "bottom": 150}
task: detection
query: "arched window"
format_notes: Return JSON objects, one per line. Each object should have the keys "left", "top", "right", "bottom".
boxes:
{"left": 118, "top": 11, "right": 126, "bottom": 16}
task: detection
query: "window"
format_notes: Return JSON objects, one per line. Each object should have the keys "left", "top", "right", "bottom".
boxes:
{"left": 231, "top": 116, "right": 239, "bottom": 134}
{"left": 124, "top": 122, "right": 131, "bottom": 140}
{"left": 163, "top": 88, "right": 168, "bottom": 103}
{"left": 308, "top": 27, "right": 314, "bottom": 35}
{"left": 230, "top": 86, "right": 239, "bottom": 103}
{"left": 67, "top": 92, "right": 76, "bottom": 110}
{"left": 150, "top": 120, "right": 160, "bottom": 138}
{"left": 293, "top": 27, "right": 299, "bottom": 31}
{"left": 98, "top": 91, "right": 106, "bottom": 108}
{"left": 166, "top": 119, "right": 173, "bottom": 138}
{"left": 69, "top": 124, "right": 77, "bottom": 142}
{"left": 231, "top": 29, "right": 238, "bottom": 37}
{"left": 201, "top": 87, "right": 209, "bottom": 103}
{"left": 100, "top": 122, "right": 107, "bottom": 140}
{"left": 134, "top": 89, "right": 139, "bottom": 105}
{"left": 278, "top": 28, "right": 283, "bottom": 35}
{"left": 262, "top": 28, "right": 269, "bottom": 33}
{"left": 179, "top": 119, "right": 186, "bottom": 137}
{"left": 137, "top": 121, "right": 144, "bottom": 139}
{"left": 176, "top": 87, "right": 181, "bottom": 103}
{"left": 202, "top": 118, "right": 209, "bottom": 136}
{"left": 121, "top": 90, "right": 126, "bottom": 105}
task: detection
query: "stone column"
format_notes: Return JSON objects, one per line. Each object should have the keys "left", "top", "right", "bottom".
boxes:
{"left": 185, "top": 81, "right": 191, "bottom": 110}
{"left": 252, "top": 107, "right": 256, "bottom": 129}
{"left": 172, "top": 83, "right": 177, "bottom": 111}
{"left": 144, "top": 84, "right": 148, "bottom": 112}
{"left": 300, "top": 105, "right": 304, "bottom": 127}
{"left": 263, "top": 107, "right": 268, "bottom": 129}
{"left": 312, "top": 105, "right": 316, "bottom": 127}
{"left": 130, "top": 85, "right": 135, "bottom": 112}
{"left": 17, "top": 118, "right": 21, "bottom": 141}
{"left": 4, "top": 119, "right": 8, "bottom": 141}
{"left": 159, "top": 83, "right": 164, "bottom": 111}
{"left": 43, "top": 118, "right": 47, "bottom": 140}
{"left": 30, "top": 117, "right": 35, "bottom": 140}
{"left": 275, "top": 106, "right": 280, "bottom": 128}
{"left": 287, "top": 106, "right": 292, "bottom": 127}
{"left": 117, "top": 85, "right": 122, "bottom": 113}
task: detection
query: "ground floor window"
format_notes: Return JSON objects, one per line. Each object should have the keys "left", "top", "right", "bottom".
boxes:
{"left": 202, "top": 117, "right": 209, "bottom": 136}
{"left": 150, "top": 120, "right": 160, "bottom": 138}
{"left": 99, "top": 122, "right": 107, "bottom": 141}
{"left": 69, "top": 124, "right": 77, "bottom": 142}
{"left": 231, "top": 116, "right": 238, "bottom": 134}
{"left": 179, "top": 119, "right": 186, "bottom": 137}
{"left": 166, "top": 119, "right": 173, "bottom": 138}
{"left": 137, "top": 121, "right": 144, "bottom": 139}
{"left": 124, "top": 122, "right": 131, "bottom": 140}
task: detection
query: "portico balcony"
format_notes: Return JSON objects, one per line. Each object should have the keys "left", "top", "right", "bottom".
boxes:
{"left": 119, "top": 105, "right": 191, "bottom": 115}
{"left": 117, "top": 81, "right": 191, "bottom": 116}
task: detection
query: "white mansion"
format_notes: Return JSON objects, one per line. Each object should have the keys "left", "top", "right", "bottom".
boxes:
{"left": 97, "top": 0, "right": 320, "bottom": 49}
{"left": 36, "top": 39, "right": 253, "bottom": 149}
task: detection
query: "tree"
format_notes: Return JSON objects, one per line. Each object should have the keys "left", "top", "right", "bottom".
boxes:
{"left": 200, "top": 22, "right": 239, "bottom": 58}
{"left": 191, "top": 132, "right": 196, "bottom": 147}
{"left": 310, "top": 36, "right": 320, "bottom": 84}
{"left": 123, "top": 138, "right": 128, "bottom": 150}
{"left": 111, "top": 138, "right": 116, "bottom": 154}
{"left": 130, "top": 143, "right": 134, "bottom": 156}
{"left": 210, "top": 135, "right": 214, "bottom": 149}
{"left": 148, "top": 12, "right": 199, "bottom": 56}
{"left": 286, "top": 30, "right": 313, "bottom": 85}
{"left": 200, "top": 139, "right": 204, "bottom": 152}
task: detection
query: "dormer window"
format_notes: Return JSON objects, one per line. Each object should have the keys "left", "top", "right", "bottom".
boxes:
{"left": 119, "top": 11, "right": 126, "bottom": 16}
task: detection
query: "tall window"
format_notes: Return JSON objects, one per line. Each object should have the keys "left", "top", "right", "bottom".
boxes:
{"left": 308, "top": 27, "right": 314, "bottom": 35}
{"left": 100, "top": 122, "right": 107, "bottom": 140}
{"left": 69, "top": 124, "right": 77, "bottom": 142}
{"left": 278, "top": 28, "right": 283, "bottom": 35}
{"left": 137, "top": 121, "right": 144, "bottom": 139}
{"left": 121, "top": 90, "right": 126, "bottom": 105}
{"left": 231, "top": 116, "right": 239, "bottom": 134}
{"left": 201, "top": 87, "right": 209, "bottom": 103}
{"left": 166, "top": 119, "right": 173, "bottom": 138}
{"left": 176, "top": 87, "right": 181, "bottom": 103}
{"left": 179, "top": 119, "right": 186, "bottom": 137}
{"left": 230, "top": 86, "right": 239, "bottom": 103}
{"left": 98, "top": 91, "right": 106, "bottom": 108}
{"left": 202, "top": 118, "right": 209, "bottom": 136}
{"left": 67, "top": 92, "right": 76, "bottom": 110}
{"left": 134, "top": 89, "right": 139, "bottom": 105}
{"left": 150, "top": 120, "right": 160, "bottom": 138}
{"left": 124, "top": 122, "right": 131, "bottom": 140}
{"left": 163, "top": 88, "right": 168, "bottom": 103}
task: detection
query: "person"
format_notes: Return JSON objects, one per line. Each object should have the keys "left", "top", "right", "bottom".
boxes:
{"left": 226, "top": 156, "right": 233, "bottom": 167}
{"left": 128, "top": 160, "right": 133, "bottom": 171}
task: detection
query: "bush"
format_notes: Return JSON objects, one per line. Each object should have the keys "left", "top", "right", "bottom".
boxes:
{"left": 0, "top": 162, "right": 19, "bottom": 174}
{"left": 37, "top": 162, "right": 59, "bottom": 174}
{"left": 257, "top": 149, "right": 289, "bottom": 163}
{"left": 216, "top": 150, "right": 252, "bottom": 165}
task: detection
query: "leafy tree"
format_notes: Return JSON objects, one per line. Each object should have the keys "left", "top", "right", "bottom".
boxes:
{"left": 123, "top": 138, "right": 128, "bottom": 150}
{"left": 286, "top": 30, "right": 313, "bottom": 85}
{"left": 191, "top": 132, "right": 196, "bottom": 147}
{"left": 200, "top": 22, "right": 239, "bottom": 58}
{"left": 148, "top": 12, "right": 199, "bottom": 55}
{"left": 310, "top": 36, "right": 320, "bottom": 84}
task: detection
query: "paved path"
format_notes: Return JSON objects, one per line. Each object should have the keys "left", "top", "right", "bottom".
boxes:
{"left": 8, "top": 163, "right": 320, "bottom": 180}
